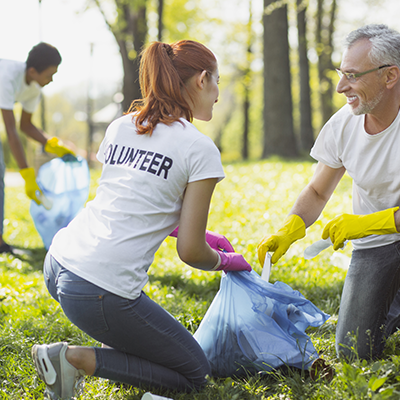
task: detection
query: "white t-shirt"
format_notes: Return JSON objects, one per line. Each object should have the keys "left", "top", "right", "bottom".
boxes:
{"left": 0, "top": 59, "right": 41, "bottom": 113}
{"left": 50, "top": 115, "right": 225, "bottom": 299}
{"left": 311, "top": 104, "right": 400, "bottom": 250}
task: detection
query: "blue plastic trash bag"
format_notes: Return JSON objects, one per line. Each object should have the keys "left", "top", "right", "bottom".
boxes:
{"left": 194, "top": 270, "right": 330, "bottom": 377}
{"left": 30, "top": 155, "right": 90, "bottom": 249}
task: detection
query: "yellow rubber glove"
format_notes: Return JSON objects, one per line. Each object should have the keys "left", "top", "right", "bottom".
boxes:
{"left": 19, "top": 167, "right": 42, "bottom": 205}
{"left": 322, "top": 207, "right": 399, "bottom": 250}
{"left": 257, "top": 214, "right": 306, "bottom": 265}
{"left": 44, "top": 137, "right": 75, "bottom": 158}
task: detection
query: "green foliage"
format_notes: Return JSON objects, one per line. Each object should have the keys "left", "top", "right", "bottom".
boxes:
{"left": 162, "top": 0, "right": 208, "bottom": 42}
{"left": 155, "top": 0, "right": 265, "bottom": 162}
{"left": 2, "top": 159, "right": 400, "bottom": 399}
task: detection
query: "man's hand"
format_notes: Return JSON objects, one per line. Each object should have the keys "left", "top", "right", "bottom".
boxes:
{"left": 322, "top": 207, "right": 399, "bottom": 250}
{"left": 19, "top": 167, "right": 42, "bottom": 205}
{"left": 257, "top": 214, "right": 306, "bottom": 265}
{"left": 44, "top": 137, "right": 75, "bottom": 157}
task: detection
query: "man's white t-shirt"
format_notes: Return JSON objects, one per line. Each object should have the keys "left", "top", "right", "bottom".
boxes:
{"left": 311, "top": 104, "right": 400, "bottom": 250}
{"left": 50, "top": 115, "right": 225, "bottom": 299}
{"left": 0, "top": 59, "right": 41, "bottom": 113}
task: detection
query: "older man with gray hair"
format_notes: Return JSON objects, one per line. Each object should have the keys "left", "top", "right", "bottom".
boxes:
{"left": 258, "top": 24, "right": 400, "bottom": 360}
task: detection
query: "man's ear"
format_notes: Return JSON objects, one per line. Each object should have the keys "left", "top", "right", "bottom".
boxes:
{"left": 27, "top": 67, "right": 38, "bottom": 75}
{"left": 196, "top": 70, "right": 208, "bottom": 89}
{"left": 26, "top": 67, "right": 38, "bottom": 82}
{"left": 385, "top": 66, "right": 400, "bottom": 89}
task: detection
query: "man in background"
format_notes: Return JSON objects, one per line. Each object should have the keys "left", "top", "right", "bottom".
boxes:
{"left": 0, "top": 42, "right": 74, "bottom": 253}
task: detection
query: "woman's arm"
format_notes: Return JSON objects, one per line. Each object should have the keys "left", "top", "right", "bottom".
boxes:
{"left": 176, "top": 178, "right": 220, "bottom": 270}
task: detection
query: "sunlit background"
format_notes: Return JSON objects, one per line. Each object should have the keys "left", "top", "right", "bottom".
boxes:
{"left": 1, "top": 0, "right": 400, "bottom": 165}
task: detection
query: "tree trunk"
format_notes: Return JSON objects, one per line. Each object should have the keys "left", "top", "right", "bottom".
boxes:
{"left": 122, "top": 3, "right": 147, "bottom": 112}
{"left": 315, "top": 0, "right": 337, "bottom": 126}
{"left": 297, "top": 0, "right": 314, "bottom": 152}
{"left": 242, "top": 0, "right": 252, "bottom": 160}
{"left": 158, "top": 0, "right": 164, "bottom": 42}
{"left": 117, "top": 38, "right": 139, "bottom": 113}
{"left": 262, "top": 0, "right": 297, "bottom": 158}
{"left": 214, "top": 85, "right": 236, "bottom": 153}
{"left": 94, "top": 0, "right": 148, "bottom": 113}
{"left": 242, "top": 87, "right": 250, "bottom": 159}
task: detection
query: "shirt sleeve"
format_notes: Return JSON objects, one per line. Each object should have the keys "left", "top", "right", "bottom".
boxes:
{"left": 0, "top": 73, "right": 16, "bottom": 110}
{"left": 20, "top": 92, "right": 41, "bottom": 114}
{"left": 310, "top": 115, "right": 344, "bottom": 169}
{"left": 186, "top": 135, "right": 225, "bottom": 183}
{"left": 97, "top": 136, "right": 106, "bottom": 164}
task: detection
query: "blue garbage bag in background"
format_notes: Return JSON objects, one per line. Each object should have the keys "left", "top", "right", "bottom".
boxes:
{"left": 194, "top": 270, "right": 330, "bottom": 378}
{"left": 30, "top": 155, "right": 90, "bottom": 249}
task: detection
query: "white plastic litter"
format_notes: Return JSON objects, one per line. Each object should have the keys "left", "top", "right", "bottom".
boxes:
{"left": 261, "top": 253, "right": 272, "bottom": 281}
{"left": 304, "top": 237, "right": 348, "bottom": 259}
{"left": 36, "top": 190, "right": 53, "bottom": 210}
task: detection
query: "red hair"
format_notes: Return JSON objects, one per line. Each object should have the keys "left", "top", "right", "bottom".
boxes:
{"left": 128, "top": 40, "right": 217, "bottom": 135}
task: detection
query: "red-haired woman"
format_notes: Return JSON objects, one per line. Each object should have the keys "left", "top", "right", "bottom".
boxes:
{"left": 31, "top": 40, "right": 251, "bottom": 399}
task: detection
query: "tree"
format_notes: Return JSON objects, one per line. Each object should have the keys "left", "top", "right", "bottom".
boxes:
{"left": 297, "top": 0, "right": 314, "bottom": 152}
{"left": 157, "top": 0, "right": 164, "bottom": 41}
{"left": 242, "top": 0, "right": 254, "bottom": 160}
{"left": 93, "top": 0, "right": 148, "bottom": 112}
{"left": 262, "top": 0, "right": 298, "bottom": 158}
{"left": 315, "top": 0, "right": 337, "bottom": 126}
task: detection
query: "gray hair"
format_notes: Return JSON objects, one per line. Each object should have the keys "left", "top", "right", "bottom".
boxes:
{"left": 345, "top": 24, "right": 400, "bottom": 68}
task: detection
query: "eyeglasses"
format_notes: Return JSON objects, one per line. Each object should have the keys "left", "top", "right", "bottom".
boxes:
{"left": 335, "top": 65, "right": 392, "bottom": 83}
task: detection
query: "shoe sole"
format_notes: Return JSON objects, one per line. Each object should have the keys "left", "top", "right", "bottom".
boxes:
{"left": 32, "top": 344, "right": 58, "bottom": 386}
{"left": 32, "top": 344, "right": 47, "bottom": 383}
{"left": 32, "top": 345, "right": 58, "bottom": 399}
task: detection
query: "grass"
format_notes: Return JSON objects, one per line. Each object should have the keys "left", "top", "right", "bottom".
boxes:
{"left": 1, "top": 158, "right": 400, "bottom": 399}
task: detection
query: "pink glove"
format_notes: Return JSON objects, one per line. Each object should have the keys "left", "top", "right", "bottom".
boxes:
{"left": 214, "top": 250, "right": 252, "bottom": 272}
{"left": 205, "top": 231, "right": 235, "bottom": 252}
{"left": 170, "top": 227, "right": 235, "bottom": 252}
{"left": 170, "top": 227, "right": 179, "bottom": 237}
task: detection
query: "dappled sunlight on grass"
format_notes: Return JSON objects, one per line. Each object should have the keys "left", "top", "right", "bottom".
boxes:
{"left": 3, "top": 159, "right": 400, "bottom": 399}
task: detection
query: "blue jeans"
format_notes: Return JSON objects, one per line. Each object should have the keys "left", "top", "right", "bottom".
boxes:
{"left": 336, "top": 240, "right": 400, "bottom": 360}
{"left": 43, "top": 253, "right": 211, "bottom": 391}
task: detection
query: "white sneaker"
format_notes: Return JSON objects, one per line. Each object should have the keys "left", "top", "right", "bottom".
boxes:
{"left": 32, "top": 342, "right": 85, "bottom": 399}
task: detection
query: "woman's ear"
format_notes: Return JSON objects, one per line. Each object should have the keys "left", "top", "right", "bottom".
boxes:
{"left": 196, "top": 70, "right": 208, "bottom": 89}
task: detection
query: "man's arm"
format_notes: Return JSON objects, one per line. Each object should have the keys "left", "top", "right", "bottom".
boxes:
{"left": 20, "top": 111, "right": 76, "bottom": 158}
{"left": 1, "top": 109, "right": 30, "bottom": 169}
{"left": 1, "top": 108, "right": 45, "bottom": 204}
{"left": 257, "top": 161, "right": 345, "bottom": 264}
{"left": 20, "top": 110, "right": 48, "bottom": 144}
{"left": 290, "top": 162, "right": 346, "bottom": 227}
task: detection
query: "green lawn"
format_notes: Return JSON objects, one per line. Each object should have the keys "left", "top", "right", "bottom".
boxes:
{"left": 1, "top": 159, "right": 400, "bottom": 399}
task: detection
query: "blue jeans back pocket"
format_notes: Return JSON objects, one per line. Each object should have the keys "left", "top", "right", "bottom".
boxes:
{"left": 59, "top": 290, "right": 110, "bottom": 336}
